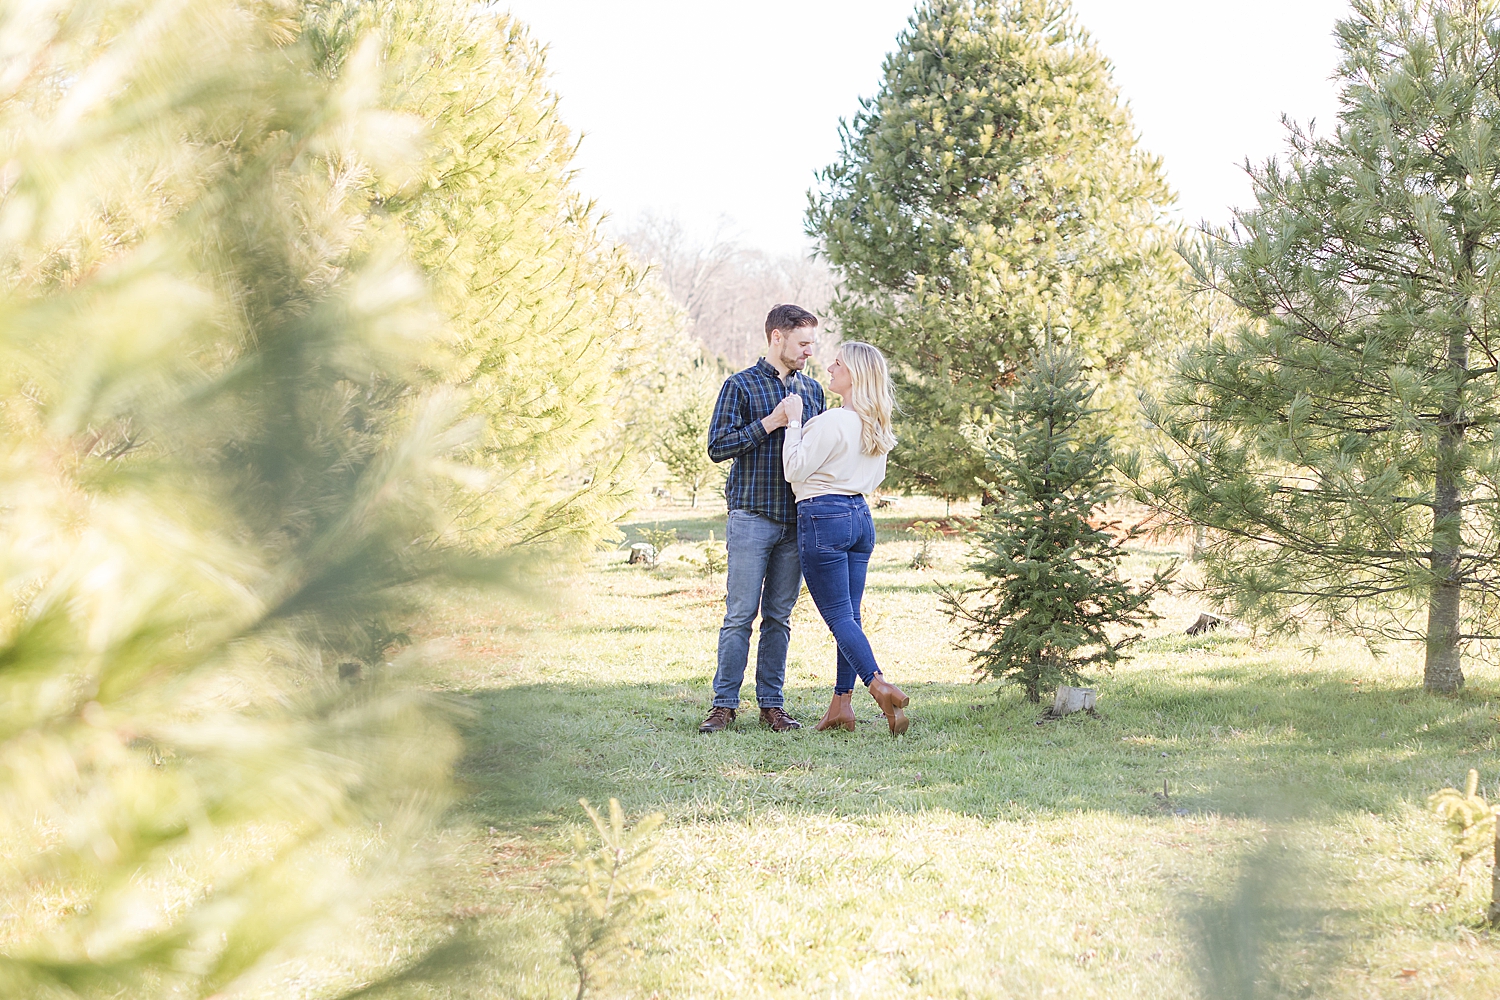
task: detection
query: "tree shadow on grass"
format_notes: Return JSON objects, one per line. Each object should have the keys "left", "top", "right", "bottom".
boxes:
{"left": 862, "top": 580, "right": 965, "bottom": 595}
{"left": 616, "top": 514, "right": 727, "bottom": 545}
{"left": 451, "top": 666, "right": 1499, "bottom": 832}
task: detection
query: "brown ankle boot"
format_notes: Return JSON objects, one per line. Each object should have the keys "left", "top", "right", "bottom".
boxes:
{"left": 813, "top": 692, "right": 856, "bottom": 732}
{"left": 867, "top": 673, "right": 910, "bottom": 736}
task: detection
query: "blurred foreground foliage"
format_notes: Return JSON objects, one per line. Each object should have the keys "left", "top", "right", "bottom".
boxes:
{"left": 0, "top": 0, "right": 676, "bottom": 996}
{"left": 311, "top": 0, "right": 696, "bottom": 551}
{"left": 333, "top": 0, "right": 727, "bottom": 520}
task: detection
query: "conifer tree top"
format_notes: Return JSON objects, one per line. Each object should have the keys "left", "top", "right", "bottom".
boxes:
{"left": 813, "top": 0, "right": 1172, "bottom": 299}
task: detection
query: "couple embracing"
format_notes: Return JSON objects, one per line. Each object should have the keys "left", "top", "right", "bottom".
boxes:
{"left": 698, "top": 303, "right": 911, "bottom": 737}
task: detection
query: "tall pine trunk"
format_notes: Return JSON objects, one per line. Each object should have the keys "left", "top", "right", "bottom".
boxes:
{"left": 1425, "top": 505, "right": 1464, "bottom": 692}
{"left": 1424, "top": 307, "right": 1469, "bottom": 694}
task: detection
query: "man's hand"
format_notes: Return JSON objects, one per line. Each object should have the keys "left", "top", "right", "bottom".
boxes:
{"left": 761, "top": 397, "right": 792, "bottom": 434}
{"left": 782, "top": 393, "right": 803, "bottom": 424}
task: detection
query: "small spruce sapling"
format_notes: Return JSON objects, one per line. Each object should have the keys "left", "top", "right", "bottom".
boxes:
{"left": 1429, "top": 769, "right": 1500, "bottom": 923}
{"left": 907, "top": 520, "right": 944, "bottom": 569}
{"left": 945, "top": 346, "right": 1172, "bottom": 702}
{"left": 692, "top": 529, "right": 728, "bottom": 576}
{"left": 553, "top": 798, "right": 665, "bottom": 1000}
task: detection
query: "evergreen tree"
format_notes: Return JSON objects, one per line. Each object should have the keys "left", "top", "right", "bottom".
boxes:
{"left": 601, "top": 271, "right": 719, "bottom": 505}
{"left": 309, "top": 0, "right": 659, "bottom": 554}
{"left": 808, "top": 0, "right": 1184, "bottom": 500}
{"left": 0, "top": 0, "right": 487, "bottom": 993}
{"left": 656, "top": 367, "right": 726, "bottom": 507}
{"left": 1140, "top": 0, "right": 1500, "bottom": 693}
{"left": 0, "top": 2, "right": 680, "bottom": 994}
{"left": 947, "top": 347, "right": 1170, "bottom": 702}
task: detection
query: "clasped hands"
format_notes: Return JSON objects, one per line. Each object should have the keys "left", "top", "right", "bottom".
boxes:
{"left": 761, "top": 392, "right": 804, "bottom": 433}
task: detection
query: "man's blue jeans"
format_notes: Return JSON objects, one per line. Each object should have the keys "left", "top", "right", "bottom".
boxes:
{"left": 712, "top": 509, "right": 802, "bottom": 710}
{"left": 796, "top": 493, "right": 879, "bottom": 694}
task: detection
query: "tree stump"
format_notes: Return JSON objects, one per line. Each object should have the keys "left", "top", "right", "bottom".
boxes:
{"left": 1186, "top": 613, "right": 1224, "bottom": 636}
{"left": 1489, "top": 822, "right": 1500, "bottom": 927}
{"left": 627, "top": 543, "right": 656, "bottom": 566}
{"left": 1050, "top": 685, "right": 1096, "bottom": 717}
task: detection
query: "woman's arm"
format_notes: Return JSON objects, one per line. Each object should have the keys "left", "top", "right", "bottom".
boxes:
{"left": 782, "top": 412, "right": 843, "bottom": 483}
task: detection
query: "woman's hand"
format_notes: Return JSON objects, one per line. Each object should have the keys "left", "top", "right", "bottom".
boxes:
{"left": 782, "top": 393, "right": 803, "bottom": 424}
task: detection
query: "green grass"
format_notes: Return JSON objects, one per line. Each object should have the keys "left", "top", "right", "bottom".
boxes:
{"left": 403, "top": 498, "right": 1500, "bottom": 998}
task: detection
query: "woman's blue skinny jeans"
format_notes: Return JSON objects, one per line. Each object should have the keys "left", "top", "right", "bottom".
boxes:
{"left": 796, "top": 493, "right": 880, "bottom": 694}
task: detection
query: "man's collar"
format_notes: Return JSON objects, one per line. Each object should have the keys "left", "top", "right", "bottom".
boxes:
{"left": 756, "top": 357, "right": 805, "bottom": 383}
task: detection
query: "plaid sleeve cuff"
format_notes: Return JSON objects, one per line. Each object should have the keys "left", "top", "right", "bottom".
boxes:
{"left": 747, "top": 418, "right": 768, "bottom": 445}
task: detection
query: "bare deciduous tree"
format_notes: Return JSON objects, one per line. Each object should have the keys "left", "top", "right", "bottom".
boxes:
{"left": 621, "top": 214, "right": 838, "bottom": 369}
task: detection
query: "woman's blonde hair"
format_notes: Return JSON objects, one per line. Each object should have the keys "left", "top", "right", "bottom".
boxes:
{"left": 838, "top": 341, "right": 897, "bottom": 456}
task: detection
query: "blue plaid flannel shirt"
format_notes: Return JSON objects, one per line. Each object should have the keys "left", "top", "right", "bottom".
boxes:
{"left": 708, "top": 358, "right": 826, "bottom": 524}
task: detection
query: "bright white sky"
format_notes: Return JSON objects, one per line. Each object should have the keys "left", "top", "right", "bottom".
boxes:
{"left": 503, "top": 0, "right": 1351, "bottom": 256}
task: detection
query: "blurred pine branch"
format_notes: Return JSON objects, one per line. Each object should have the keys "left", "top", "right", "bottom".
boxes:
{"left": 0, "top": 0, "right": 671, "bottom": 996}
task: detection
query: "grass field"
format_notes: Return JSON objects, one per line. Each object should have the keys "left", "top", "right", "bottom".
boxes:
{"left": 401, "top": 498, "right": 1500, "bottom": 999}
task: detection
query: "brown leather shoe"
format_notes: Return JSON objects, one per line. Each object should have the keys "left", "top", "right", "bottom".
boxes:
{"left": 759, "top": 706, "right": 802, "bottom": 732}
{"left": 813, "top": 692, "right": 856, "bottom": 732}
{"left": 867, "top": 673, "right": 910, "bottom": 736}
{"left": 699, "top": 706, "right": 736, "bottom": 733}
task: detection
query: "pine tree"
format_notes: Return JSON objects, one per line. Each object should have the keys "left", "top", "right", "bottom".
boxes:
{"left": 1139, "top": 0, "right": 1500, "bottom": 693}
{"left": 598, "top": 270, "right": 723, "bottom": 508}
{"left": 0, "top": 1, "right": 482, "bottom": 994}
{"left": 946, "top": 346, "right": 1171, "bottom": 702}
{"left": 308, "top": 0, "right": 661, "bottom": 554}
{"left": 656, "top": 366, "right": 726, "bottom": 507}
{"left": 808, "top": 0, "right": 1184, "bottom": 501}
{"left": 0, "top": 2, "right": 680, "bottom": 994}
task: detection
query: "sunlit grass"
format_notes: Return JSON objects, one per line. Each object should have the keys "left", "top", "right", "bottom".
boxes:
{"left": 407, "top": 498, "right": 1500, "bottom": 998}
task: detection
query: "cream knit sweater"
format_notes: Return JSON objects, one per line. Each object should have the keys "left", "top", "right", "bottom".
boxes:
{"left": 782, "top": 407, "right": 888, "bottom": 502}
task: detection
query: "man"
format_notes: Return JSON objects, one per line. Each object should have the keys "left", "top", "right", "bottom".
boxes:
{"left": 699, "top": 304, "right": 826, "bottom": 733}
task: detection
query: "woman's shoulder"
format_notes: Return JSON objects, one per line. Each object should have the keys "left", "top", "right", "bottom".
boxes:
{"left": 811, "top": 406, "right": 860, "bottom": 424}
{"left": 806, "top": 407, "right": 862, "bottom": 445}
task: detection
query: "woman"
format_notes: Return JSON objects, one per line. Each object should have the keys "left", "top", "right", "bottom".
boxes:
{"left": 782, "top": 342, "right": 910, "bottom": 736}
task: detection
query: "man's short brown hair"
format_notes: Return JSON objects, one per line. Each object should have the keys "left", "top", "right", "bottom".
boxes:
{"left": 765, "top": 303, "right": 819, "bottom": 341}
